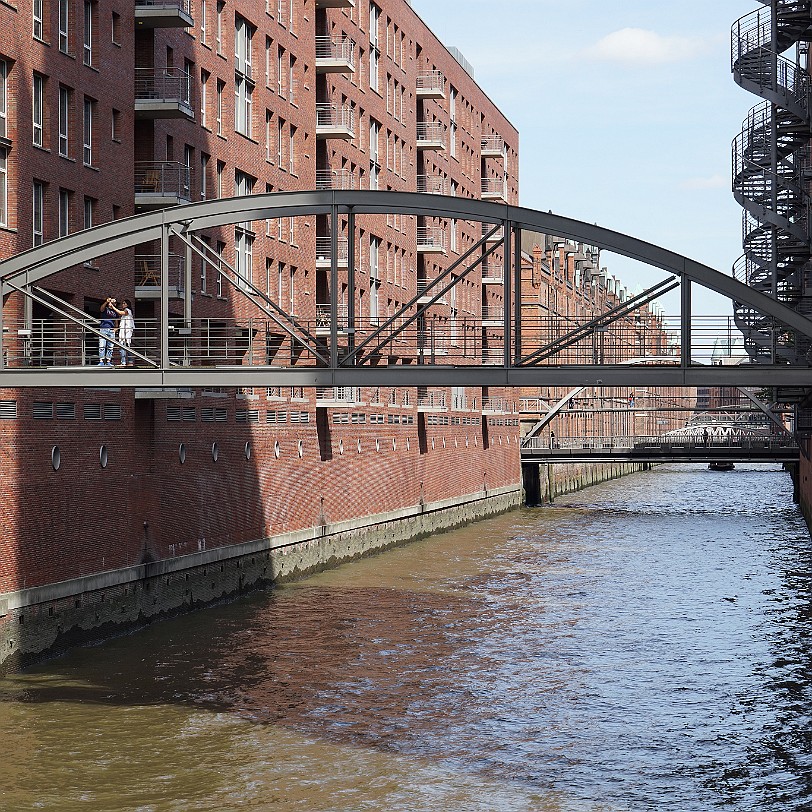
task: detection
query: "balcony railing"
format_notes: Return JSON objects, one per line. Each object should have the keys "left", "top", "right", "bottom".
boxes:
{"left": 416, "top": 121, "right": 445, "bottom": 149}
{"left": 315, "top": 236, "right": 349, "bottom": 267}
{"left": 416, "top": 226, "right": 445, "bottom": 253}
{"left": 134, "top": 0, "right": 193, "bottom": 27}
{"left": 134, "top": 68, "right": 193, "bottom": 119}
{"left": 316, "top": 103, "right": 355, "bottom": 139}
{"left": 315, "top": 169, "right": 356, "bottom": 190}
{"left": 416, "top": 174, "right": 446, "bottom": 195}
{"left": 481, "top": 134, "right": 505, "bottom": 156}
{"left": 417, "top": 389, "right": 447, "bottom": 410}
{"left": 481, "top": 396, "right": 511, "bottom": 414}
{"left": 416, "top": 70, "right": 446, "bottom": 98}
{"left": 135, "top": 253, "right": 186, "bottom": 296}
{"left": 481, "top": 176, "right": 507, "bottom": 200}
{"left": 481, "top": 305, "right": 504, "bottom": 323}
{"left": 315, "top": 35, "right": 356, "bottom": 72}
{"left": 134, "top": 161, "right": 191, "bottom": 205}
{"left": 315, "top": 303, "right": 349, "bottom": 329}
{"left": 316, "top": 386, "right": 361, "bottom": 404}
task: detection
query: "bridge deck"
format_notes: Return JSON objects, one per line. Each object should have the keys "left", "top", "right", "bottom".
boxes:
{"left": 521, "top": 439, "right": 799, "bottom": 464}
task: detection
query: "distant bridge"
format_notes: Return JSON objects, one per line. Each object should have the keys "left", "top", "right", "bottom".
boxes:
{"left": 520, "top": 435, "right": 799, "bottom": 464}
{"left": 1, "top": 190, "right": 812, "bottom": 389}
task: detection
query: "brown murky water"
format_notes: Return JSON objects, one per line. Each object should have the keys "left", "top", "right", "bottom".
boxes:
{"left": 1, "top": 464, "right": 810, "bottom": 811}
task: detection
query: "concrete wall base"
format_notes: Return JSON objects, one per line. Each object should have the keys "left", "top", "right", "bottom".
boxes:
{"left": 0, "top": 485, "right": 522, "bottom": 673}
{"left": 523, "top": 461, "right": 646, "bottom": 504}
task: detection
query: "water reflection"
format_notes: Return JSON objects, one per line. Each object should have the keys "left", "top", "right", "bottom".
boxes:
{"left": 0, "top": 464, "right": 810, "bottom": 811}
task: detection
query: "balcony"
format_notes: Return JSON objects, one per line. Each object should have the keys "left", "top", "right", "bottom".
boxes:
{"left": 481, "top": 396, "right": 511, "bottom": 415}
{"left": 134, "top": 253, "right": 186, "bottom": 300}
{"left": 416, "top": 70, "right": 446, "bottom": 100}
{"left": 134, "top": 68, "right": 194, "bottom": 120}
{"left": 314, "top": 0, "right": 354, "bottom": 7}
{"left": 481, "top": 134, "right": 505, "bottom": 157}
{"left": 315, "top": 304, "right": 350, "bottom": 336}
{"left": 134, "top": 0, "right": 193, "bottom": 28}
{"left": 316, "top": 103, "right": 355, "bottom": 139}
{"left": 481, "top": 268, "right": 504, "bottom": 284}
{"left": 416, "top": 174, "right": 446, "bottom": 195}
{"left": 315, "top": 169, "right": 356, "bottom": 190}
{"left": 416, "top": 281, "right": 447, "bottom": 306}
{"left": 134, "top": 161, "right": 191, "bottom": 209}
{"left": 482, "top": 348, "right": 504, "bottom": 366}
{"left": 416, "top": 121, "right": 445, "bottom": 150}
{"left": 481, "top": 176, "right": 507, "bottom": 201}
{"left": 315, "top": 36, "right": 356, "bottom": 73}
{"left": 316, "top": 386, "right": 361, "bottom": 406}
{"left": 316, "top": 236, "right": 349, "bottom": 270}
{"left": 482, "top": 223, "right": 504, "bottom": 243}
{"left": 482, "top": 304, "right": 504, "bottom": 326}
{"left": 416, "top": 226, "right": 445, "bottom": 254}
{"left": 417, "top": 389, "right": 447, "bottom": 412}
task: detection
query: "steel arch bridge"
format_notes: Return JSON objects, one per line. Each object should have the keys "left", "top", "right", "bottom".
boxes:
{"left": 1, "top": 190, "right": 812, "bottom": 390}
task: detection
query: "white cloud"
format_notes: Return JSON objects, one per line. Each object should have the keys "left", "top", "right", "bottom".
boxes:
{"left": 589, "top": 28, "right": 711, "bottom": 65}
{"left": 679, "top": 174, "right": 728, "bottom": 190}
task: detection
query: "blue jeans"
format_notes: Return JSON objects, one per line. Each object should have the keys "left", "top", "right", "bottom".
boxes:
{"left": 98, "top": 327, "right": 115, "bottom": 364}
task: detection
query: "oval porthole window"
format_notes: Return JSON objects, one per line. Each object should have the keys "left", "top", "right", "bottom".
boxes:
{"left": 51, "top": 445, "right": 61, "bottom": 471}
{"left": 99, "top": 445, "right": 108, "bottom": 468}
{"left": 179, "top": 443, "right": 187, "bottom": 464}
{"left": 244, "top": 441, "right": 252, "bottom": 460}
{"left": 274, "top": 440, "right": 281, "bottom": 458}
{"left": 298, "top": 439, "right": 304, "bottom": 458}
{"left": 212, "top": 442, "right": 219, "bottom": 462}
{"left": 338, "top": 439, "right": 344, "bottom": 455}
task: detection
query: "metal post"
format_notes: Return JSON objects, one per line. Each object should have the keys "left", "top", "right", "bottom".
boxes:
{"left": 513, "top": 225, "right": 522, "bottom": 365}
{"left": 330, "top": 203, "right": 338, "bottom": 370}
{"left": 184, "top": 240, "right": 192, "bottom": 325}
{"left": 161, "top": 223, "right": 170, "bottom": 369}
{"left": 680, "top": 277, "right": 691, "bottom": 368}
{"left": 503, "top": 219, "right": 511, "bottom": 368}
{"left": 346, "top": 209, "right": 355, "bottom": 361}
{"left": 0, "top": 291, "right": 4, "bottom": 369}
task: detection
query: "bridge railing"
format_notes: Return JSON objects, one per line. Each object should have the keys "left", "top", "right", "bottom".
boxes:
{"left": 522, "top": 434, "right": 798, "bottom": 452}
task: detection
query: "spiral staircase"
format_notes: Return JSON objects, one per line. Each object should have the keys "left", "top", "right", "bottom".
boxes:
{"left": 731, "top": 0, "right": 812, "bottom": 364}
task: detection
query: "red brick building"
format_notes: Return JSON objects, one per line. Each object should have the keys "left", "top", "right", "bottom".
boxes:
{"left": 0, "top": 0, "right": 527, "bottom": 668}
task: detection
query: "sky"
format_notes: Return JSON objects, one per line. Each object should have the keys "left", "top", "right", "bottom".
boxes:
{"left": 410, "top": 0, "right": 755, "bottom": 317}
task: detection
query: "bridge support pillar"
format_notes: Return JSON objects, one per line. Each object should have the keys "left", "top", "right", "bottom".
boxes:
{"left": 522, "top": 462, "right": 542, "bottom": 506}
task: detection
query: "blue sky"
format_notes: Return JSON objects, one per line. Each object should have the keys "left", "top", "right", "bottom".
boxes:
{"left": 410, "top": 0, "right": 754, "bottom": 315}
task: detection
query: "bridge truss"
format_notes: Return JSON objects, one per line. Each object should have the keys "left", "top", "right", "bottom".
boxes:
{"left": 1, "top": 190, "right": 812, "bottom": 392}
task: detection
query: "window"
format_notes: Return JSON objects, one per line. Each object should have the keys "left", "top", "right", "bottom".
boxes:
{"left": 58, "top": 86, "right": 70, "bottom": 157}
{"left": 0, "top": 149, "right": 7, "bottom": 227}
{"left": 234, "top": 15, "right": 253, "bottom": 77}
{"left": 58, "top": 0, "right": 69, "bottom": 52}
{"left": 200, "top": 70, "right": 209, "bottom": 127}
{"left": 288, "top": 54, "right": 295, "bottom": 103}
{"left": 111, "top": 108, "right": 121, "bottom": 141}
{"left": 265, "top": 110, "right": 272, "bottom": 162}
{"left": 83, "top": 97, "right": 93, "bottom": 165}
{"left": 235, "top": 76, "right": 252, "bottom": 136}
{"left": 216, "top": 79, "right": 224, "bottom": 135}
{"left": 200, "top": 0, "right": 207, "bottom": 45}
{"left": 288, "top": 124, "right": 295, "bottom": 174}
{"left": 369, "top": 236, "right": 380, "bottom": 321}
{"left": 183, "top": 144, "right": 193, "bottom": 196}
{"left": 289, "top": 265, "right": 295, "bottom": 314}
{"left": 83, "top": 1, "right": 93, "bottom": 66}
{"left": 83, "top": 196, "right": 93, "bottom": 229}
{"left": 369, "top": 3, "right": 380, "bottom": 93}
{"left": 216, "top": 241, "right": 225, "bottom": 296}
{"left": 216, "top": 159, "right": 224, "bottom": 197}
{"left": 183, "top": 59, "right": 193, "bottom": 106}
{"left": 277, "top": 116, "right": 284, "bottom": 166}
{"left": 265, "top": 37, "right": 272, "bottom": 88}
{"left": 450, "top": 87, "right": 457, "bottom": 159}
{"left": 59, "top": 189, "right": 71, "bottom": 237}
{"left": 200, "top": 235, "right": 211, "bottom": 292}
{"left": 369, "top": 118, "right": 380, "bottom": 189}
{"left": 0, "top": 60, "right": 6, "bottom": 140}
{"left": 200, "top": 152, "right": 209, "bottom": 198}
{"left": 33, "top": 181, "right": 44, "bottom": 246}
{"left": 111, "top": 11, "right": 120, "bottom": 44}
{"left": 234, "top": 229, "right": 253, "bottom": 290}
{"left": 33, "top": 74, "right": 44, "bottom": 147}
{"left": 33, "top": 0, "right": 44, "bottom": 40}
{"left": 215, "top": 1, "right": 224, "bottom": 54}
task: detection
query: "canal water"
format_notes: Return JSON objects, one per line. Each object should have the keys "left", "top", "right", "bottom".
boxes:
{"left": 1, "top": 464, "right": 811, "bottom": 811}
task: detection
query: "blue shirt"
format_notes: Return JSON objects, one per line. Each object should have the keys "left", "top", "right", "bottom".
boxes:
{"left": 100, "top": 306, "right": 117, "bottom": 330}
